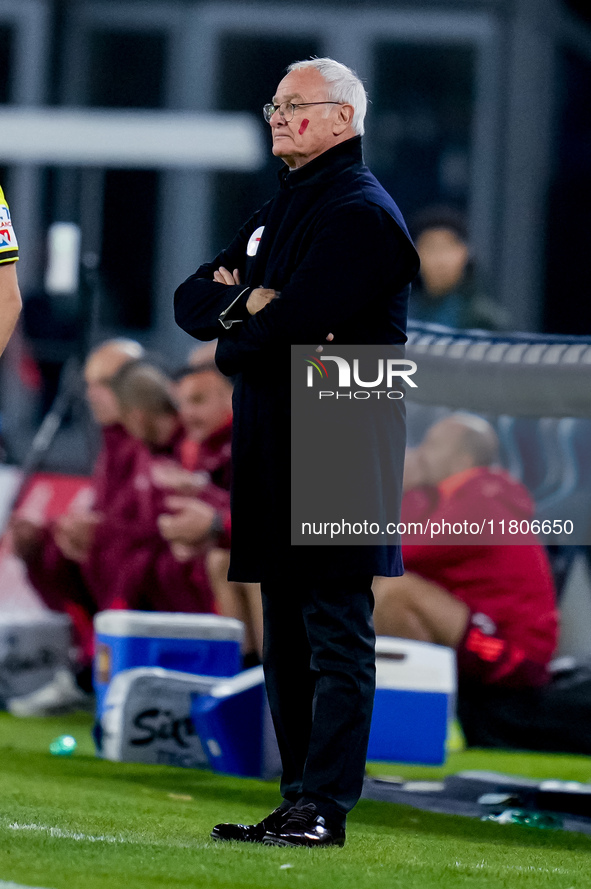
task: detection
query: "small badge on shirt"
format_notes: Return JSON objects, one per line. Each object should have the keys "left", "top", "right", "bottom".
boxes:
{"left": 246, "top": 226, "right": 264, "bottom": 257}
{"left": 0, "top": 201, "right": 18, "bottom": 252}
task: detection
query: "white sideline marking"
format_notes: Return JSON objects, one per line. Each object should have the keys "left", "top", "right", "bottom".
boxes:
{"left": 0, "top": 882, "right": 54, "bottom": 889}
{"left": 4, "top": 821, "right": 203, "bottom": 850}
{"left": 453, "top": 860, "right": 571, "bottom": 875}
{"left": 8, "top": 822, "right": 129, "bottom": 844}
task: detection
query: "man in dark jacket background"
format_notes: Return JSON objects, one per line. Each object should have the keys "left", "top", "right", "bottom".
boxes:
{"left": 175, "top": 57, "right": 419, "bottom": 847}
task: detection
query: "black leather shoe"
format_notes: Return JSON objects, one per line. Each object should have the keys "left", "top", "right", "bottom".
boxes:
{"left": 211, "top": 803, "right": 291, "bottom": 843}
{"left": 262, "top": 803, "right": 346, "bottom": 848}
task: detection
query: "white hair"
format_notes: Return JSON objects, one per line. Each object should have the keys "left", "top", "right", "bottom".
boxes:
{"left": 286, "top": 57, "right": 368, "bottom": 136}
{"left": 90, "top": 338, "right": 144, "bottom": 361}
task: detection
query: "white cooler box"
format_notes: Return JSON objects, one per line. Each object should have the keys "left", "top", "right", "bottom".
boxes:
{"left": 0, "top": 612, "right": 71, "bottom": 704}
{"left": 99, "top": 667, "right": 220, "bottom": 768}
{"left": 93, "top": 610, "right": 244, "bottom": 718}
{"left": 367, "top": 637, "right": 456, "bottom": 765}
{"left": 191, "top": 667, "right": 281, "bottom": 780}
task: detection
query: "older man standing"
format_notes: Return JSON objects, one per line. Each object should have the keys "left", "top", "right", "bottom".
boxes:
{"left": 175, "top": 58, "right": 418, "bottom": 847}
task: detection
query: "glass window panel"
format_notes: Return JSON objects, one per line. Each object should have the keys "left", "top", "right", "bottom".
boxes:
{"left": 87, "top": 30, "right": 167, "bottom": 108}
{"left": 0, "top": 24, "right": 14, "bottom": 103}
{"left": 83, "top": 29, "right": 167, "bottom": 330}
{"left": 367, "top": 42, "right": 475, "bottom": 219}
{"left": 99, "top": 169, "right": 158, "bottom": 330}
{"left": 543, "top": 48, "right": 591, "bottom": 334}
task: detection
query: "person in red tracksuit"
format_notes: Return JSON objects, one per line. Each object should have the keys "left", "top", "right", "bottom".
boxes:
{"left": 9, "top": 339, "right": 144, "bottom": 712}
{"left": 373, "top": 412, "right": 560, "bottom": 748}
{"left": 101, "top": 359, "right": 216, "bottom": 616}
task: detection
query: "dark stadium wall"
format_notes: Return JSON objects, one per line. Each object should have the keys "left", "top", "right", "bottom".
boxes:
{"left": 543, "top": 48, "right": 591, "bottom": 336}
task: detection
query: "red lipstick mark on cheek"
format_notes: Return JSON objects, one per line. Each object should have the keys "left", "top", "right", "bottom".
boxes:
{"left": 298, "top": 119, "right": 309, "bottom": 135}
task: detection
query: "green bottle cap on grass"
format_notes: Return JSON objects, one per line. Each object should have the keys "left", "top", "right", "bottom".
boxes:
{"left": 482, "top": 808, "right": 562, "bottom": 830}
{"left": 49, "top": 735, "right": 77, "bottom": 756}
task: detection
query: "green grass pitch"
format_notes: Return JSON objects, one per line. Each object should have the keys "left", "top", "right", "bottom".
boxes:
{"left": 1, "top": 711, "right": 591, "bottom": 889}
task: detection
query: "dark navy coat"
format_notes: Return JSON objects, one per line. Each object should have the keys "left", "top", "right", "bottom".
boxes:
{"left": 175, "top": 137, "right": 419, "bottom": 582}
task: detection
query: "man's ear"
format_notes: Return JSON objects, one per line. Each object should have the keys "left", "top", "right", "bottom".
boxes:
{"left": 333, "top": 103, "right": 355, "bottom": 135}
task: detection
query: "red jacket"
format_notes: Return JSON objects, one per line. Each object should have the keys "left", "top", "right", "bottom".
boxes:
{"left": 21, "top": 424, "right": 141, "bottom": 661}
{"left": 401, "top": 467, "right": 559, "bottom": 667}
{"left": 23, "top": 424, "right": 139, "bottom": 612}
{"left": 99, "top": 421, "right": 233, "bottom": 614}
{"left": 179, "top": 418, "right": 232, "bottom": 545}
{"left": 82, "top": 425, "right": 211, "bottom": 613}
{"left": 153, "top": 420, "right": 233, "bottom": 608}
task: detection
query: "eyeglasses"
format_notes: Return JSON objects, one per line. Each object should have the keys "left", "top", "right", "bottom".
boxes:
{"left": 262, "top": 101, "right": 343, "bottom": 123}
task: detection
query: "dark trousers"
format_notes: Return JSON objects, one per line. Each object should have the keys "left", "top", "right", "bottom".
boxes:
{"left": 260, "top": 574, "right": 376, "bottom": 827}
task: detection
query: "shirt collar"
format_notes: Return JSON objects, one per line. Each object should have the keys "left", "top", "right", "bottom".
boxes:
{"left": 278, "top": 135, "right": 363, "bottom": 189}
{"left": 437, "top": 466, "right": 486, "bottom": 500}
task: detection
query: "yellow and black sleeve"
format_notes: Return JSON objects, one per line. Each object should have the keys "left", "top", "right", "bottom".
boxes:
{"left": 0, "top": 185, "right": 19, "bottom": 264}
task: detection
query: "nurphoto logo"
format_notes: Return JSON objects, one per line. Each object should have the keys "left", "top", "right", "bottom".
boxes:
{"left": 304, "top": 353, "right": 417, "bottom": 399}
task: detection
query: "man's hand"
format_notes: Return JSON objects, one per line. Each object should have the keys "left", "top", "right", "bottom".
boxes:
{"left": 53, "top": 512, "right": 101, "bottom": 563}
{"left": 151, "top": 460, "right": 208, "bottom": 496}
{"left": 170, "top": 542, "right": 201, "bottom": 563}
{"left": 157, "top": 495, "right": 217, "bottom": 547}
{"left": 213, "top": 266, "right": 241, "bottom": 285}
{"left": 213, "top": 265, "right": 279, "bottom": 316}
{"left": 213, "top": 264, "right": 331, "bottom": 328}
{"left": 246, "top": 288, "right": 279, "bottom": 315}
{"left": 213, "top": 265, "right": 279, "bottom": 315}
{"left": 316, "top": 333, "right": 334, "bottom": 352}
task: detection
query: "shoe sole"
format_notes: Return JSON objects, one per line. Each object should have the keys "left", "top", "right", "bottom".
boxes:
{"left": 210, "top": 832, "right": 259, "bottom": 843}
{"left": 210, "top": 828, "right": 267, "bottom": 843}
{"left": 262, "top": 836, "right": 345, "bottom": 848}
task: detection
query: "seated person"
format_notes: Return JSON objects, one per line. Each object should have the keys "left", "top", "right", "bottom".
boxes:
{"left": 103, "top": 359, "right": 216, "bottom": 615}
{"left": 9, "top": 338, "right": 144, "bottom": 714}
{"left": 172, "top": 340, "right": 232, "bottom": 488}
{"left": 373, "top": 413, "right": 561, "bottom": 748}
{"left": 408, "top": 206, "right": 509, "bottom": 331}
{"left": 156, "top": 342, "right": 263, "bottom": 665}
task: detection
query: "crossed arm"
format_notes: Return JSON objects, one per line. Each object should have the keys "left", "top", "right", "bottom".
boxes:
{"left": 213, "top": 264, "right": 333, "bottom": 348}
{"left": 212, "top": 265, "right": 278, "bottom": 316}
{"left": 174, "top": 204, "right": 408, "bottom": 375}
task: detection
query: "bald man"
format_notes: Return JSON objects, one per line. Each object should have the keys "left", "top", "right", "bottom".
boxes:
{"left": 9, "top": 339, "right": 143, "bottom": 715}
{"left": 84, "top": 338, "right": 144, "bottom": 425}
{"left": 49, "top": 339, "right": 146, "bottom": 562}
{"left": 373, "top": 413, "right": 558, "bottom": 706}
{"left": 13, "top": 339, "right": 144, "bottom": 563}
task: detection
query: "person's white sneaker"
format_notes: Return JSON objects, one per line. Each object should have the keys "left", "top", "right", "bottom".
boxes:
{"left": 8, "top": 669, "right": 93, "bottom": 717}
